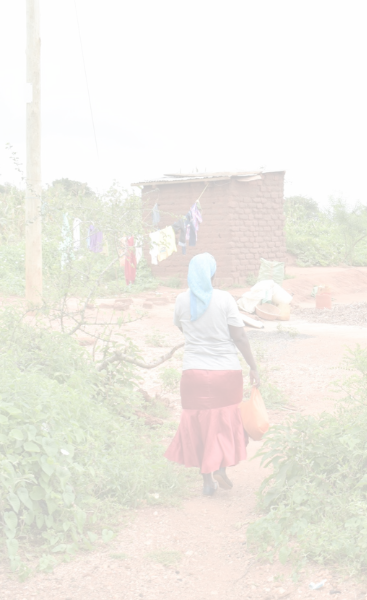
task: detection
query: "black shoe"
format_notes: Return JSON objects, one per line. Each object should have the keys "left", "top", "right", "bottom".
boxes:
{"left": 213, "top": 468, "right": 233, "bottom": 490}
{"left": 203, "top": 480, "right": 219, "bottom": 496}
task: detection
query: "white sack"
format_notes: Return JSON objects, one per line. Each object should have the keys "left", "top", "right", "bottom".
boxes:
{"left": 237, "top": 280, "right": 292, "bottom": 314}
{"left": 272, "top": 285, "right": 292, "bottom": 306}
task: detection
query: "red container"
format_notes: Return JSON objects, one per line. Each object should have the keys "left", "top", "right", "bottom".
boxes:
{"left": 316, "top": 292, "right": 332, "bottom": 309}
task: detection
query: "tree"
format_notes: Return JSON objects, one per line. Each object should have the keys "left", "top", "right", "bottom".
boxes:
{"left": 330, "top": 199, "right": 367, "bottom": 264}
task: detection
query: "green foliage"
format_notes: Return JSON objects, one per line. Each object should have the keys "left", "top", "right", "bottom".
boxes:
{"left": 0, "top": 183, "right": 25, "bottom": 245}
{"left": 239, "top": 350, "right": 287, "bottom": 410}
{"left": 0, "top": 178, "right": 156, "bottom": 298}
{"left": 247, "top": 345, "right": 367, "bottom": 573}
{"left": 258, "top": 379, "right": 287, "bottom": 410}
{"left": 0, "top": 309, "right": 186, "bottom": 572}
{"left": 132, "top": 257, "right": 158, "bottom": 293}
{"left": 160, "top": 276, "right": 182, "bottom": 288}
{"left": 331, "top": 199, "right": 367, "bottom": 264}
{"left": 110, "top": 552, "right": 129, "bottom": 560}
{"left": 0, "top": 167, "right": 184, "bottom": 576}
{"left": 145, "top": 330, "right": 167, "bottom": 347}
{"left": 276, "top": 324, "right": 300, "bottom": 338}
{"left": 159, "top": 367, "right": 181, "bottom": 393}
{"left": 246, "top": 273, "right": 257, "bottom": 287}
{"left": 0, "top": 242, "right": 25, "bottom": 296}
{"left": 285, "top": 196, "right": 367, "bottom": 266}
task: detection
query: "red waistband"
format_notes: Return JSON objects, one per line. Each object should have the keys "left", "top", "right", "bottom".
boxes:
{"left": 180, "top": 369, "right": 243, "bottom": 410}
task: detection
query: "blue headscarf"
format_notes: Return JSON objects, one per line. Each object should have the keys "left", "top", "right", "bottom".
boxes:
{"left": 188, "top": 253, "right": 217, "bottom": 321}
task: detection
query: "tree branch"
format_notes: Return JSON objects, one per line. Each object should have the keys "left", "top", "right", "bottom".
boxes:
{"left": 97, "top": 342, "right": 184, "bottom": 371}
{"left": 68, "top": 256, "right": 119, "bottom": 336}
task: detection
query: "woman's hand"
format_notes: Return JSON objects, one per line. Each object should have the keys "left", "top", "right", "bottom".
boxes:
{"left": 250, "top": 369, "right": 260, "bottom": 387}
{"left": 228, "top": 326, "right": 259, "bottom": 383}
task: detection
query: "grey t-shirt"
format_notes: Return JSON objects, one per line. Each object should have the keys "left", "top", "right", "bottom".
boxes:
{"left": 174, "top": 289, "right": 244, "bottom": 371}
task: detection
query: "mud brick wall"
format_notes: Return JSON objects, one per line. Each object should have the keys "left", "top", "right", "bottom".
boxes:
{"left": 228, "top": 172, "right": 286, "bottom": 283}
{"left": 141, "top": 172, "right": 286, "bottom": 286}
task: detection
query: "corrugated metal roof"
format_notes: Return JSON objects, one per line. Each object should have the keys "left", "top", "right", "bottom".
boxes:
{"left": 131, "top": 171, "right": 264, "bottom": 187}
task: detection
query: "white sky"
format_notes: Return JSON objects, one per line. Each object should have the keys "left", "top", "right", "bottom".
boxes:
{"left": 1, "top": 0, "right": 366, "bottom": 205}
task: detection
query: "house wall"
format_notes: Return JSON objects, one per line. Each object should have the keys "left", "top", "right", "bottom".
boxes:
{"left": 141, "top": 172, "right": 286, "bottom": 285}
{"left": 228, "top": 172, "right": 286, "bottom": 283}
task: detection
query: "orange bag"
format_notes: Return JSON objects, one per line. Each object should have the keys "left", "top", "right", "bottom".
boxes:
{"left": 239, "top": 387, "right": 269, "bottom": 441}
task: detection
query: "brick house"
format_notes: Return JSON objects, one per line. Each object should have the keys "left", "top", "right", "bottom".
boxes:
{"left": 132, "top": 171, "right": 286, "bottom": 286}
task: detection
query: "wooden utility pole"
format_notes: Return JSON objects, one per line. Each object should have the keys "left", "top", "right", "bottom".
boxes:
{"left": 25, "top": 0, "right": 42, "bottom": 304}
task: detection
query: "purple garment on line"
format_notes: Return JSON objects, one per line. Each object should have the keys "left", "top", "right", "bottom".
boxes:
{"left": 185, "top": 202, "right": 203, "bottom": 245}
{"left": 88, "top": 225, "right": 103, "bottom": 253}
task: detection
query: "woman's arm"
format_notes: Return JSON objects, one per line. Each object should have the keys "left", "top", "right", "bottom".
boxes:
{"left": 228, "top": 325, "right": 260, "bottom": 387}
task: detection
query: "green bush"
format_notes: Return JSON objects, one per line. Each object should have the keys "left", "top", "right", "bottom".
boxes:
{"left": 159, "top": 367, "right": 181, "bottom": 393}
{"left": 160, "top": 276, "right": 182, "bottom": 288}
{"left": 285, "top": 196, "right": 367, "bottom": 266}
{"left": 247, "top": 345, "right": 367, "bottom": 573}
{"left": 0, "top": 173, "right": 182, "bottom": 577}
{"left": 0, "top": 310, "right": 185, "bottom": 572}
{"left": 0, "top": 179, "right": 157, "bottom": 299}
{"left": 0, "top": 243, "right": 25, "bottom": 295}
{"left": 145, "top": 330, "right": 167, "bottom": 347}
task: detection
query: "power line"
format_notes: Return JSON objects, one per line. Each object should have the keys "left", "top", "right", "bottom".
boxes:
{"left": 73, "top": 0, "right": 99, "bottom": 160}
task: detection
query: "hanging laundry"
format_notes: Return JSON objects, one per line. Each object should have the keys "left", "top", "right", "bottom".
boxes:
{"left": 152, "top": 203, "right": 160, "bottom": 226}
{"left": 173, "top": 219, "right": 187, "bottom": 254}
{"left": 125, "top": 236, "right": 137, "bottom": 285}
{"left": 149, "top": 226, "right": 177, "bottom": 265}
{"left": 88, "top": 224, "right": 103, "bottom": 253}
{"left": 73, "top": 218, "right": 81, "bottom": 251}
{"left": 190, "top": 201, "right": 203, "bottom": 240}
{"left": 135, "top": 235, "right": 143, "bottom": 264}
{"left": 119, "top": 235, "right": 143, "bottom": 269}
{"left": 186, "top": 211, "right": 196, "bottom": 247}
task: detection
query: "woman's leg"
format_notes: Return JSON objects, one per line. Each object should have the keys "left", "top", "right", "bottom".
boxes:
{"left": 202, "top": 472, "right": 218, "bottom": 496}
{"left": 213, "top": 467, "right": 233, "bottom": 490}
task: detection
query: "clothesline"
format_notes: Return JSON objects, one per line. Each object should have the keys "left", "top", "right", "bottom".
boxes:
{"left": 148, "top": 185, "right": 206, "bottom": 265}
{"left": 144, "top": 181, "right": 209, "bottom": 227}
{"left": 60, "top": 183, "right": 207, "bottom": 278}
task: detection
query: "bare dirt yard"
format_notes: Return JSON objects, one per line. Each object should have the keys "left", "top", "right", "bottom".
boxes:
{"left": 1, "top": 266, "right": 367, "bottom": 600}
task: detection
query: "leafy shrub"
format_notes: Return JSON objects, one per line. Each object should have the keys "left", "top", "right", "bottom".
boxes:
{"left": 245, "top": 273, "right": 257, "bottom": 287}
{"left": 285, "top": 196, "right": 342, "bottom": 266}
{"left": 0, "top": 182, "right": 24, "bottom": 245}
{"left": 0, "top": 243, "right": 25, "bottom": 295}
{"left": 0, "top": 179, "right": 157, "bottom": 299}
{"left": 285, "top": 196, "right": 367, "bottom": 266}
{"left": 145, "top": 330, "right": 167, "bottom": 347}
{"left": 247, "top": 345, "right": 367, "bottom": 573}
{"left": 0, "top": 310, "right": 185, "bottom": 572}
{"left": 159, "top": 367, "right": 181, "bottom": 393}
{"left": 331, "top": 199, "right": 367, "bottom": 264}
{"left": 239, "top": 348, "right": 287, "bottom": 410}
{"left": 160, "top": 276, "right": 182, "bottom": 288}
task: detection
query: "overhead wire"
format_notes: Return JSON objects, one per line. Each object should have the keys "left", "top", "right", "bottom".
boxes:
{"left": 73, "top": 0, "right": 100, "bottom": 161}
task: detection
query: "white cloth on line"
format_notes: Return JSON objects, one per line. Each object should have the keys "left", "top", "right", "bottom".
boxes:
{"left": 135, "top": 235, "right": 143, "bottom": 265}
{"left": 149, "top": 226, "right": 177, "bottom": 265}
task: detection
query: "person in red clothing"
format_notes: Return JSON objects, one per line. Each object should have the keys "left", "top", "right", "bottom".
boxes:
{"left": 164, "top": 253, "right": 260, "bottom": 495}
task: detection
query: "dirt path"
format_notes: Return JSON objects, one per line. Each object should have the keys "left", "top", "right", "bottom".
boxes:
{"left": 1, "top": 284, "right": 367, "bottom": 599}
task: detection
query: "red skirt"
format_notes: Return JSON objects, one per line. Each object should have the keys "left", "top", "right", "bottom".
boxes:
{"left": 164, "top": 369, "right": 247, "bottom": 473}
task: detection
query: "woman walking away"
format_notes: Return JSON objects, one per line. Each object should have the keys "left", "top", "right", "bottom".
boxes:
{"left": 164, "top": 253, "right": 260, "bottom": 496}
